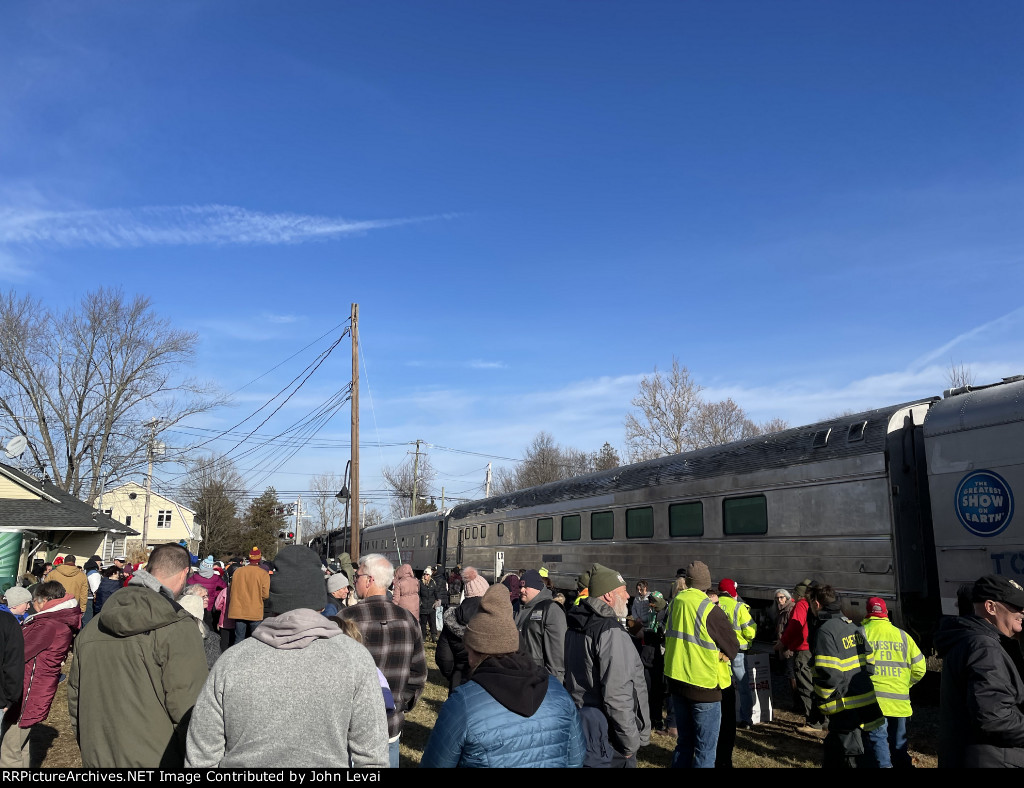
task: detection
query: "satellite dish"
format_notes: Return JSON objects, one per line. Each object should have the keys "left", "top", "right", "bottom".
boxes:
{"left": 4, "top": 435, "right": 27, "bottom": 459}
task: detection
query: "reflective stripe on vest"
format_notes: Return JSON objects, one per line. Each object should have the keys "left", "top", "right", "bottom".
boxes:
{"left": 862, "top": 617, "right": 920, "bottom": 718}
{"left": 664, "top": 588, "right": 720, "bottom": 689}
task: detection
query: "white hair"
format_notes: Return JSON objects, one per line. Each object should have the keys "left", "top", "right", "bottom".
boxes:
{"left": 359, "top": 553, "right": 394, "bottom": 590}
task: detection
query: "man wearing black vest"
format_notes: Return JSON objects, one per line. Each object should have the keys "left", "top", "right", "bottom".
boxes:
{"left": 516, "top": 569, "right": 567, "bottom": 683}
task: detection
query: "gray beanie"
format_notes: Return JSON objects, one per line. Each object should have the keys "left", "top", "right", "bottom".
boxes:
{"left": 4, "top": 586, "right": 31, "bottom": 607}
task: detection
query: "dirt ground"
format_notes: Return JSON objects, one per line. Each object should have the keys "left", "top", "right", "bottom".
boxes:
{"left": 34, "top": 647, "right": 939, "bottom": 769}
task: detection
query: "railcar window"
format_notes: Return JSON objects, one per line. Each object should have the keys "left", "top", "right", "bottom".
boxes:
{"left": 669, "top": 502, "right": 704, "bottom": 537}
{"left": 420, "top": 535, "right": 425, "bottom": 547}
{"left": 812, "top": 428, "right": 831, "bottom": 448}
{"left": 561, "top": 514, "right": 581, "bottom": 541}
{"left": 626, "top": 507, "right": 654, "bottom": 538}
{"left": 481, "top": 525, "right": 487, "bottom": 539}
{"left": 591, "top": 511, "right": 613, "bottom": 540}
{"left": 847, "top": 421, "right": 867, "bottom": 442}
{"left": 472, "top": 526, "right": 478, "bottom": 538}
{"left": 537, "top": 517, "right": 553, "bottom": 543}
{"left": 723, "top": 495, "right": 768, "bottom": 535}
{"left": 497, "top": 523, "right": 504, "bottom": 537}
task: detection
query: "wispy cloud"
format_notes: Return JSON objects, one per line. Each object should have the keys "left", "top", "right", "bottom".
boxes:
{"left": 263, "top": 313, "right": 300, "bottom": 324}
{"left": 405, "top": 359, "right": 507, "bottom": 370}
{"left": 909, "top": 306, "right": 1024, "bottom": 371}
{"left": 0, "top": 204, "right": 453, "bottom": 249}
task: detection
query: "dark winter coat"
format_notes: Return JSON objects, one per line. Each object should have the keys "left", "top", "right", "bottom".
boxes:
{"left": 419, "top": 577, "right": 439, "bottom": 615}
{"left": 68, "top": 570, "right": 209, "bottom": 768}
{"left": 935, "top": 614, "right": 1024, "bottom": 767}
{"left": 436, "top": 597, "right": 483, "bottom": 691}
{"left": 92, "top": 577, "right": 122, "bottom": 615}
{"left": 0, "top": 610, "right": 24, "bottom": 713}
{"left": 13, "top": 596, "right": 80, "bottom": 727}
{"left": 447, "top": 572, "right": 463, "bottom": 601}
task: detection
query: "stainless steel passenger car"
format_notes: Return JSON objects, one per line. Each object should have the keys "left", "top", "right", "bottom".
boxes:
{"left": 350, "top": 375, "right": 1024, "bottom": 647}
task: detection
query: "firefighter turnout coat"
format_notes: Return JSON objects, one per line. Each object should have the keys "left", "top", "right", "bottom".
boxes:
{"left": 811, "top": 605, "right": 884, "bottom": 732}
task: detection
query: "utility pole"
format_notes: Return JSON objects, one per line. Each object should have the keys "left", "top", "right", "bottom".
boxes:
{"left": 350, "top": 303, "right": 360, "bottom": 561}
{"left": 411, "top": 439, "right": 423, "bottom": 517}
{"left": 485, "top": 463, "right": 492, "bottom": 498}
{"left": 140, "top": 419, "right": 158, "bottom": 553}
{"left": 295, "top": 495, "right": 302, "bottom": 544}
{"left": 440, "top": 486, "right": 445, "bottom": 512}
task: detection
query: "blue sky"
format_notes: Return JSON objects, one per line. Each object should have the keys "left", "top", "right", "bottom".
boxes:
{"left": 1, "top": 1, "right": 1022, "bottom": 512}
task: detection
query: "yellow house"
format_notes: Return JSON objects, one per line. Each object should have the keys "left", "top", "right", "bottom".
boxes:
{"left": 101, "top": 482, "right": 198, "bottom": 557}
{"left": 0, "top": 462, "right": 137, "bottom": 589}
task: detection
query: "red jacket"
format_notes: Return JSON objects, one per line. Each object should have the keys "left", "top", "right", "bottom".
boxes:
{"left": 14, "top": 596, "right": 80, "bottom": 727}
{"left": 780, "top": 597, "right": 811, "bottom": 652}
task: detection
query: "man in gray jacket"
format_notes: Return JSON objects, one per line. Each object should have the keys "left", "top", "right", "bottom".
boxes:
{"left": 516, "top": 569, "right": 566, "bottom": 682}
{"left": 564, "top": 563, "right": 651, "bottom": 767}
{"left": 185, "top": 546, "right": 388, "bottom": 768}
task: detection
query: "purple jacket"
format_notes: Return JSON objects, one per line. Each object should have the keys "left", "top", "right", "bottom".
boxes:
{"left": 187, "top": 573, "right": 227, "bottom": 612}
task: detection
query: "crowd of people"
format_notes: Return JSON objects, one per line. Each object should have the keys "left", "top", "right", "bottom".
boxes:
{"left": 1, "top": 542, "right": 1023, "bottom": 769}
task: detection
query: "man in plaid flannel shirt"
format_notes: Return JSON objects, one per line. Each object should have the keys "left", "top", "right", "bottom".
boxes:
{"left": 337, "top": 553, "right": 427, "bottom": 768}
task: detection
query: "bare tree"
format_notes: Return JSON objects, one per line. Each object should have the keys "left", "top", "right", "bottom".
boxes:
{"left": 308, "top": 470, "right": 345, "bottom": 542}
{"left": 624, "top": 357, "right": 703, "bottom": 462}
{"left": 691, "top": 398, "right": 758, "bottom": 448}
{"left": 625, "top": 358, "right": 789, "bottom": 459}
{"left": 947, "top": 360, "right": 975, "bottom": 389}
{"left": 381, "top": 455, "right": 436, "bottom": 519}
{"left": 180, "top": 454, "right": 246, "bottom": 558}
{"left": 491, "top": 432, "right": 617, "bottom": 495}
{"left": 757, "top": 417, "right": 790, "bottom": 434}
{"left": 0, "top": 288, "right": 222, "bottom": 503}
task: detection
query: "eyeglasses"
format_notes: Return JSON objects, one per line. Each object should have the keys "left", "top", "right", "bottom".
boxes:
{"left": 354, "top": 572, "right": 372, "bottom": 582}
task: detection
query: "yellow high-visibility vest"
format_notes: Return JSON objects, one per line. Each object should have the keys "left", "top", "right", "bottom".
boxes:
{"left": 861, "top": 616, "right": 926, "bottom": 718}
{"left": 718, "top": 594, "right": 756, "bottom": 651}
{"left": 664, "top": 587, "right": 719, "bottom": 690}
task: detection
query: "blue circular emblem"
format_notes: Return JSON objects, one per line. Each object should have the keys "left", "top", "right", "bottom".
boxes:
{"left": 956, "top": 470, "right": 1015, "bottom": 537}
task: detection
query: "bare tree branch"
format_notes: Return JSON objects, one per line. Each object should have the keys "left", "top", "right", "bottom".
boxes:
{"left": 0, "top": 287, "right": 225, "bottom": 503}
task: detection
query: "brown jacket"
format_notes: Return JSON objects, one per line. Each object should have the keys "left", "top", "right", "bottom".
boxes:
{"left": 392, "top": 563, "right": 420, "bottom": 619}
{"left": 227, "top": 564, "right": 270, "bottom": 621}
{"left": 45, "top": 564, "right": 89, "bottom": 612}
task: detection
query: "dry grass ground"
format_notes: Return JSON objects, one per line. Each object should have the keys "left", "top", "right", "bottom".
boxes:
{"left": 35, "top": 645, "right": 939, "bottom": 768}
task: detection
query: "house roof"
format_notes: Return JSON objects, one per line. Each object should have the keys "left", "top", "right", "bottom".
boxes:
{"left": 0, "top": 462, "right": 139, "bottom": 535}
{"left": 105, "top": 481, "right": 196, "bottom": 514}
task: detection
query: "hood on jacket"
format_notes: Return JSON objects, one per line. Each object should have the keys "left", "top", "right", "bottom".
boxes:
{"left": 443, "top": 596, "right": 483, "bottom": 639}
{"left": 934, "top": 614, "right": 1001, "bottom": 657}
{"left": 47, "top": 564, "right": 84, "bottom": 581}
{"left": 252, "top": 608, "right": 343, "bottom": 650}
{"left": 97, "top": 570, "right": 188, "bottom": 637}
{"left": 395, "top": 564, "right": 414, "bottom": 581}
{"left": 22, "top": 595, "right": 81, "bottom": 627}
{"left": 566, "top": 595, "right": 617, "bottom": 630}
{"left": 470, "top": 651, "right": 549, "bottom": 717}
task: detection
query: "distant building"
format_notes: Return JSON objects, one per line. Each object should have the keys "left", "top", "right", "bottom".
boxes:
{"left": 101, "top": 482, "right": 198, "bottom": 558}
{"left": 0, "top": 461, "right": 137, "bottom": 588}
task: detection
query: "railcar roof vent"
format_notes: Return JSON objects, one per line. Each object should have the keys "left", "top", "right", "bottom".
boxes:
{"left": 812, "top": 427, "right": 831, "bottom": 448}
{"left": 846, "top": 421, "right": 867, "bottom": 442}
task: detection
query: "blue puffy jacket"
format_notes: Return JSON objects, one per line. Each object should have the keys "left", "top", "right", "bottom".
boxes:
{"left": 422, "top": 672, "right": 584, "bottom": 768}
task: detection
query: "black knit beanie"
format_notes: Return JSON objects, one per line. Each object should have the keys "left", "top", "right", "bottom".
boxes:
{"left": 267, "top": 546, "right": 328, "bottom": 616}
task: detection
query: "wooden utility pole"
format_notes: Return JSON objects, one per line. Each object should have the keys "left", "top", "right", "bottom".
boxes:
{"left": 350, "top": 303, "right": 360, "bottom": 561}
{"left": 411, "top": 439, "right": 423, "bottom": 516}
{"left": 140, "top": 419, "right": 158, "bottom": 552}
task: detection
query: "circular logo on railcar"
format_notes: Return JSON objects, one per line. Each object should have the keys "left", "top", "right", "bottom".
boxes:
{"left": 956, "top": 470, "right": 1015, "bottom": 537}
